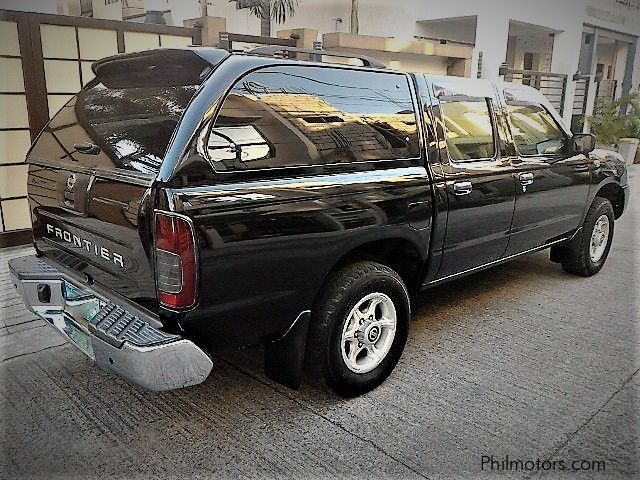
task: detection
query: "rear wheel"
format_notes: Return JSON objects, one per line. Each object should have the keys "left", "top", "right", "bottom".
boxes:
{"left": 306, "top": 261, "right": 410, "bottom": 397}
{"left": 554, "top": 197, "right": 615, "bottom": 276}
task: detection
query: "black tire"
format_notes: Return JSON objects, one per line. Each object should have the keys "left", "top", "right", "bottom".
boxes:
{"left": 306, "top": 261, "right": 410, "bottom": 397}
{"left": 555, "top": 197, "right": 615, "bottom": 276}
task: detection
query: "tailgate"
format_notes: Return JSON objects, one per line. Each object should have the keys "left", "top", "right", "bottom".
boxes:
{"left": 29, "top": 164, "right": 156, "bottom": 305}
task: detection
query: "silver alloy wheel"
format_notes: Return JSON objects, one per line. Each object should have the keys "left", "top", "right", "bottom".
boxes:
{"left": 589, "top": 214, "right": 610, "bottom": 263}
{"left": 340, "top": 292, "right": 397, "bottom": 374}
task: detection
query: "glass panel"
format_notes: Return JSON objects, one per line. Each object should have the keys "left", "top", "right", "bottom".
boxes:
{"left": 124, "top": 31, "right": 160, "bottom": 53}
{"left": 440, "top": 100, "right": 495, "bottom": 161}
{"left": 81, "top": 61, "right": 96, "bottom": 86}
{"left": 0, "top": 164, "right": 28, "bottom": 198}
{"left": 44, "top": 59, "right": 81, "bottom": 93}
{"left": 0, "top": 94, "right": 28, "bottom": 128}
{"left": 0, "top": 58, "right": 25, "bottom": 92}
{"left": 0, "top": 130, "right": 31, "bottom": 164}
{"left": 160, "top": 34, "right": 192, "bottom": 48}
{"left": 1, "top": 197, "right": 31, "bottom": 230}
{"left": 506, "top": 104, "right": 566, "bottom": 156}
{"left": 210, "top": 65, "right": 419, "bottom": 169}
{"left": 30, "top": 50, "right": 212, "bottom": 174}
{"left": 41, "top": 24, "right": 78, "bottom": 59}
{"left": 0, "top": 20, "right": 20, "bottom": 56}
{"left": 78, "top": 28, "right": 118, "bottom": 60}
{"left": 48, "top": 94, "right": 74, "bottom": 118}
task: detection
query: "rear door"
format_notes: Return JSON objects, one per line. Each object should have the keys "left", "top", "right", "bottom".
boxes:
{"left": 27, "top": 50, "right": 215, "bottom": 307}
{"left": 427, "top": 76, "right": 516, "bottom": 279}
{"left": 498, "top": 86, "right": 590, "bottom": 255}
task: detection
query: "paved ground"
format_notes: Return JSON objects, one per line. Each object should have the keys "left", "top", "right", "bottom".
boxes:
{"left": 1, "top": 167, "right": 638, "bottom": 480}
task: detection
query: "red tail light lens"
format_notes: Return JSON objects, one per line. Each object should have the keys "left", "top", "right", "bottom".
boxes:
{"left": 154, "top": 212, "right": 197, "bottom": 309}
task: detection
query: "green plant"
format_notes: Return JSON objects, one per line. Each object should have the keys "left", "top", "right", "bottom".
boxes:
{"left": 589, "top": 93, "right": 640, "bottom": 145}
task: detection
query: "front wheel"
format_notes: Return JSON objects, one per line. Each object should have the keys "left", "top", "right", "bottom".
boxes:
{"left": 306, "top": 261, "right": 410, "bottom": 397}
{"left": 555, "top": 197, "right": 615, "bottom": 276}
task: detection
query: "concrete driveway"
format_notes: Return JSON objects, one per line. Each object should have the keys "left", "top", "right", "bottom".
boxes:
{"left": 1, "top": 167, "right": 638, "bottom": 479}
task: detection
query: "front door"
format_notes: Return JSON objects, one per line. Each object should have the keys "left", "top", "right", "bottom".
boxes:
{"left": 428, "top": 77, "right": 516, "bottom": 279}
{"left": 499, "top": 87, "right": 591, "bottom": 255}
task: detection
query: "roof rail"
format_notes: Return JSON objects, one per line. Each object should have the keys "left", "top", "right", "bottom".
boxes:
{"left": 248, "top": 46, "right": 387, "bottom": 69}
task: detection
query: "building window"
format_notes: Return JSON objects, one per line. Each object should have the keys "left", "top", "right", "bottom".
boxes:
{"left": 208, "top": 65, "right": 419, "bottom": 170}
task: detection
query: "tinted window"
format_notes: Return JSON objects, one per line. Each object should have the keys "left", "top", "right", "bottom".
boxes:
{"left": 506, "top": 102, "right": 566, "bottom": 156}
{"left": 440, "top": 99, "right": 495, "bottom": 161}
{"left": 208, "top": 65, "right": 419, "bottom": 170}
{"left": 31, "top": 50, "right": 213, "bottom": 174}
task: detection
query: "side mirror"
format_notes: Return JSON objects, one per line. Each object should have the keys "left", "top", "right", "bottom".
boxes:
{"left": 571, "top": 133, "right": 596, "bottom": 155}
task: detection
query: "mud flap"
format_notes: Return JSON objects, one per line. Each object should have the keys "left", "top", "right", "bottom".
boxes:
{"left": 550, "top": 245, "right": 564, "bottom": 263}
{"left": 264, "top": 311, "right": 311, "bottom": 390}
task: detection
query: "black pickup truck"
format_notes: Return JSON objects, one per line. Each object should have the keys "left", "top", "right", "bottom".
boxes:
{"left": 9, "top": 47, "right": 629, "bottom": 397}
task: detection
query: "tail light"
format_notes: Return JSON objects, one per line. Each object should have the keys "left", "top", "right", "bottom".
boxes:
{"left": 154, "top": 212, "right": 197, "bottom": 310}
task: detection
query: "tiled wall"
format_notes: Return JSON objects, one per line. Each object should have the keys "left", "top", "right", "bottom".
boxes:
{"left": 0, "top": 20, "right": 31, "bottom": 233}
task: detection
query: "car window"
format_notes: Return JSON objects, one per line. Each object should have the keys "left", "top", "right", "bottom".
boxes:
{"left": 440, "top": 99, "right": 496, "bottom": 161}
{"left": 208, "top": 65, "right": 419, "bottom": 170}
{"left": 505, "top": 102, "right": 566, "bottom": 156}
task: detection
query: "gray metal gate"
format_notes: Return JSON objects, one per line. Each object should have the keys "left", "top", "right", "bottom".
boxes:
{"left": 572, "top": 74, "right": 593, "bottom": 132}
{"left": 595, "top": 78, "right": 618, "bottom": 114}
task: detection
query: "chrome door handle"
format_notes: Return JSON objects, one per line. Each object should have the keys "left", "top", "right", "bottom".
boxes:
{"left": 519, "top": 172, "right": 534, "bottom": 186}
{"left": 453, "top": 181, "right": 473, "bottom": 195}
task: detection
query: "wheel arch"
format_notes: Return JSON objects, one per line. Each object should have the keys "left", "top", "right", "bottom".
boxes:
{"left": 594, "top": 181, "right": 625, "bottom": 219}
{"left": 316, "top": 236, "right": 427, "bottom": 303}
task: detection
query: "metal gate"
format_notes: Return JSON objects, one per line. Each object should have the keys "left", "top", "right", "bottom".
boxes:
{"left": 594, "top": 78, "right": 618, "bottom": 114}
{"left": 0, "top": 10, "right": 200, "bottom": 246}
{"left": 499, "top": 66, "right": 568, "bottom": 116}
{"left": 571, "top": 74, "right": 593, "bottom": 132}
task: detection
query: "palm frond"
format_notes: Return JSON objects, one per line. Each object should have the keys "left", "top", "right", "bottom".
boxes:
{"left": 245, "top": 0, "right": 299, "bottom": 23}
{"left": 270, "top": 0, "right": 299, "bottom": 23}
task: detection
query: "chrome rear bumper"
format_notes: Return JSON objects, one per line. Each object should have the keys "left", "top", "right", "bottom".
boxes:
{"left": 8, "top": 255, "right": 212, "bottom": 391}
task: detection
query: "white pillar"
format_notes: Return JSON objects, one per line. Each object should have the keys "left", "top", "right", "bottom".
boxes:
{"left": 550, "top": 25, "right": 583, "bottom": 125}
{"left": 472, "top": 14, "right": 510, "bottom": 79}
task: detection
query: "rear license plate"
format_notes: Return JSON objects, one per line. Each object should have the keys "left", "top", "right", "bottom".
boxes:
{"left": 49, "top": 314, "right": 95, "bottom": 359}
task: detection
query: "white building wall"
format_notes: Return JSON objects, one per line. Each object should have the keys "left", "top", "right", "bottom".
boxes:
{"left": 263, "top": 0, "right": 351, "bottom": 36}
{"left": 92, "top": 0, "right": 123, "bottom": 20}
{"left": 206, "top": 0, "right": 262, "bottom": 36}
{"left": 0, "top": 0, "right": 58, "bottom": 13}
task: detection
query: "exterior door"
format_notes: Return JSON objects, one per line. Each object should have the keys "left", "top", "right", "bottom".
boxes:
{"left": 429, "top": 77, "right": 516, "bottom": 279}
{"left": 499, "top": 86, "right": 591, "bottom": 255}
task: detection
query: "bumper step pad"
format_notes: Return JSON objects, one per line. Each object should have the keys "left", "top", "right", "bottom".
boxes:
{"left": 91, "top": 302, "right": 180, "bottom": 348}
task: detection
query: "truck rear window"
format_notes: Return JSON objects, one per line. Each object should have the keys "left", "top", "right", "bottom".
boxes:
{"left": 29, "top": 50, "right": 214, "bottom": 175}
